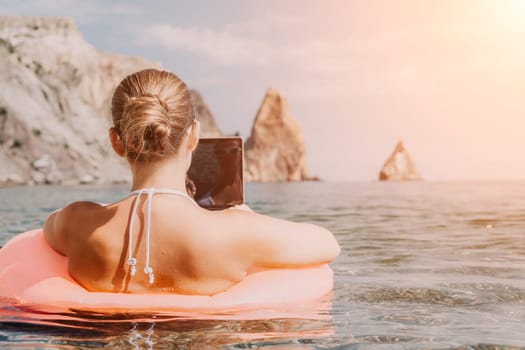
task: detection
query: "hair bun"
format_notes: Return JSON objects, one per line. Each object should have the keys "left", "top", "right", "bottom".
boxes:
{"left": 120, "top": 93, "right": 174, "bottom": 159}
{"left": 149, "top": 119, "right": 171, "bottom": 140}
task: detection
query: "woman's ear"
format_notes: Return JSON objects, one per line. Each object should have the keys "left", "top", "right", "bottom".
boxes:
{"left": 109, "top": 127, "right": 125, "bottom": 157}
{"left": 187, "top": 120, "right": 200, "bottom": 152}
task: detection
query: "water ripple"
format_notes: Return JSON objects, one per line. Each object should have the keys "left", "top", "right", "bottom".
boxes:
{"left": 2, "top": 181, "right": 525, "bottom": 348}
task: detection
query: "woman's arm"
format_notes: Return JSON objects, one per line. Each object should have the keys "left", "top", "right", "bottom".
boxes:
{"left": 43, "top": 207, "right": 69, "bottom": 256}
{"left": 43, "top": 201, "right": 95, "bottom": 256}
{"left": 224, "top": 210, "right": 340, "bottom": 268}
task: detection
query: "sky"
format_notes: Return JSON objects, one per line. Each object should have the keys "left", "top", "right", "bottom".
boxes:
{"left": 1, "top": 0, "right": 525, "bottom": 181}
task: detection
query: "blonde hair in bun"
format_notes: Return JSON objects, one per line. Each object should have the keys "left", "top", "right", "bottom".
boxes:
{"left": 111, "top": 69, "right": 195, "bottom": 161}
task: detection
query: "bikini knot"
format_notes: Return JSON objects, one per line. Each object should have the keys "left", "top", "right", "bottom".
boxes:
{"left": 144, "top": 266, "right": 154, "bottom": 284}
{"left": 127, "top": 258, "right": 137, "bottom": 276}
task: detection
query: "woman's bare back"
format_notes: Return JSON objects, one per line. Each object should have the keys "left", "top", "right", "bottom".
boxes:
{"left": 46, "top": 193, "right": 250, "bottom": 295}
{"left": 44, "top": 189, "right": 340, "bottom": 295}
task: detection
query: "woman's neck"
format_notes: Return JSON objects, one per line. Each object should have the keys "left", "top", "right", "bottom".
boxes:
{"left": 129, "top": 154, "right": 188, "bottom": 192}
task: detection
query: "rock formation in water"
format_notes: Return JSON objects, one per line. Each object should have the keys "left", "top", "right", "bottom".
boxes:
{"left": 190, "top": 89, "right": 222, "bottom": 137}
{"left": 0, "top": 16, "right": 222, "bottom": 186}
{"left": 379, "top": 141, "right": 422, "bottom": 181}
{"left": 244, "top": 88, "right": 314, "bottom": 182}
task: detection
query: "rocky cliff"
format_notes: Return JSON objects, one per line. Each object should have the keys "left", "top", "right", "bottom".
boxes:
{"left": 0, "top": 16, "right": 311, "bottom": 186}
{"left": 0, "top": 16, "right": 222, "bottom": 186}
{"left": 244, "top": 88, "right": 313, "bottom": 182}
{"left": 190, "top": 90, "right": 222, "bottom": 137}
{"left": 379, "top": 141, "right": 422, "bottom": 181}
{"left": 0, "top": 16, "right": 159, "bottom": 185}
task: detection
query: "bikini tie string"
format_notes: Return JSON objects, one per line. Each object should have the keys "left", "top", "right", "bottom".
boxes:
{"left": 143, "top": 189, "right": 154, "bottom": 285}
{"left": 126, "top": 187, "right": 197, "bottom": 285}
{"left": 127, "top": 189, "right": 144, "bottom": 279}
{"left": 127, "top": 257, "right": 137, "bottom": 276}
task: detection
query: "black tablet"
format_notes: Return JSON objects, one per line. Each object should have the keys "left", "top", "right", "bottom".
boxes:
{"left": 186, "top": 137, "right": 244, "bottom": 210}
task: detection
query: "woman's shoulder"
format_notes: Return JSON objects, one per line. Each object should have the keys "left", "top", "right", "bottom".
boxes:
{"left": 61, "top": 200, "right": 109, "bottom": 220}
{"left": 43, "top": 200, "right": 105, "bottom": 255}
{"left": 65, "top": 200, "right": 104, "bottom": 210}
{"left": 46, "top": 200, "right": 109, "bottom": 237}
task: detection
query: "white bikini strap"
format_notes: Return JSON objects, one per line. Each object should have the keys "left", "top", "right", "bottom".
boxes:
{"left": 143, "top": 189, "right": 154, "bottom": 284}
{"left": 126, "top": 187, "right": 198, "bottom": 285}
{"left": 127, "top": 189, "right": 144, "bottom": 277}
{"left": 128, "top": 188, "right": 197, "bottom": 204}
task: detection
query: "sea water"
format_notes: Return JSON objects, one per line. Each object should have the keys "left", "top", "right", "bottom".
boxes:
{"left": 0, "top": 181, "right": 524, "bottom": 349}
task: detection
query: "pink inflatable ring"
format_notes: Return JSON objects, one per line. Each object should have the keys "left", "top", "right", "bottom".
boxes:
{"left": 0, "top": 230, "right": 333, "bottom": 317}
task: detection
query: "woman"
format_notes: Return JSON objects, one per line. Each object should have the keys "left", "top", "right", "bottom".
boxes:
{"left": 43, "top": 69, "right": 340, "bottom": 295}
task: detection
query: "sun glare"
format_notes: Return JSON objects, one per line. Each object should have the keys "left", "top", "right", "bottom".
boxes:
{"left": 500, "top": 0, "right": 525, "bottom": 26}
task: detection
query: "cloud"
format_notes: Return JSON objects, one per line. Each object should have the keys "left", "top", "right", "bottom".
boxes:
{"left": 0, "top": 0, "right": 141, "bottom": 22}
{"left": 133, "top": 3, "right": 525, "bottom": 101}
{"left": 134, "top": 12, "right": 308, "bottom": 66}
{"left": 135, "top": 13, "right": 363, "bottom": 74}
{"left": 136, "top": 24, "right": 270, "bottom": 65}
{"left": 223, "top": 13, "right": 300, "bottom": 37}
{"left": 133, "top": 12, "right": 378, "bottom": 103}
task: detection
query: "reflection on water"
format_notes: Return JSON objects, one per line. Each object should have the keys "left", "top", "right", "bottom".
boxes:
{"left": 1, "top": 306, "right": 334, "bottom": 349}
{"left": 1, "top": 181, "right": 525, "bottom": 348}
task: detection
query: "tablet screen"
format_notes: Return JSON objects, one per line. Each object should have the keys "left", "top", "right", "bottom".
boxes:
{"left": 187, "top": 137, "right": 244, "bottom": 210}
